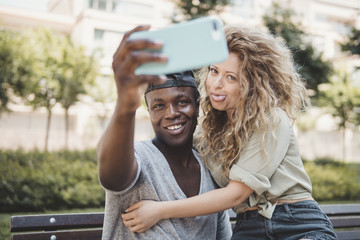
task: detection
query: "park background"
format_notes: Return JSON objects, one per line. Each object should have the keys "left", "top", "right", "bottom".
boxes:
{"left": 1, "top": 0, "right": 360, "bottom": 239}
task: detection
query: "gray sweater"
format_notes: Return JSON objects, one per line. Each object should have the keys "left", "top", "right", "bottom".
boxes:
{"left": 101, "top": 140, "right": 232, "bottom": 240}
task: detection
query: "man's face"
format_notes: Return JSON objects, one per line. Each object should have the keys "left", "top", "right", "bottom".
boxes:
{"left": 145, "top": 86, "right": 198, "bottom": 147}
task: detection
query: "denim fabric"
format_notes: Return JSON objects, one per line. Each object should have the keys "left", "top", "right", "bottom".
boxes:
{"left": 231, "top": 200, "right": 337, "bottom": 240}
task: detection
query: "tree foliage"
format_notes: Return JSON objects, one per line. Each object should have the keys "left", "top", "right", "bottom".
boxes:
{"left": 22, "top": 29, "right": 67, "bottom": 151}
{"left": 0, "top": 29, "right": 33, "bottom": 114}
{"left": 341, "top": 26, "right": 360, "bottom": 57}
{"left": 87, "top": 75, "right": 116, "bottom": 129}
{"left": 318, "top": 68, "right": 360, "bottom": 160}
{"left": 56, "top": 38, "right": 98, "bottom": 148}
{"left": 25, "top": 29, "right": 98, "bottom": 150}
{"left": 2, "top": 28, "right": 98, "bottom": 150}
{"left": 173, "top": 0, "right": 230, "bottom": 21}
{"left": 319, "top": 71, "right": 360, "bottom": 128}
{"left": 263, "top": 3, "right": 333, "bottom": 99}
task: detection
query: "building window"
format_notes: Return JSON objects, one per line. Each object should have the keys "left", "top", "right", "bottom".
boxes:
{"left": 99, "top": 0, "right": 107, "bottom": 10}
{"left": 93, "top": 29, "right": 124, "bottom": 63}
{"left": 94, "top": 29, "right": 104, "bottom": 41}
{"left": 231, "top": 0, "right": 254, "bottom": 18}
{"left": 87, "top": 0, "right": 119, "bottom": 12}
{"left": 86, "top": 0, "right": 154, "bottom": 17}
{"left": 315, "top": 13, "right": 328, "bottom": 23}
{"left": 315, "top": 12, "right": 351, "bottom": 35}
{"left": 115, "top": 1, "right": 153, "bottom": 18}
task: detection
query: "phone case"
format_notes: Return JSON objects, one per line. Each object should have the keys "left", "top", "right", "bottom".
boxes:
{"left": 129, "top": 17, "right": 229, "bottom": 75}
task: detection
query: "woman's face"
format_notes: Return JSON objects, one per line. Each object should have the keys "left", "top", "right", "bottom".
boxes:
{"left": 206, "top": 52, "right": 242, "bottom": 117}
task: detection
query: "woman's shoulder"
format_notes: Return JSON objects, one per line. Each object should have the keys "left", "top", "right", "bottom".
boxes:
{"left": 274, "top": 107, "right": 287, "bottom": 118}
{"left": 273, "top": 108, "right": 291, "bottom": 123}
{"left": 271, "top": 108, "right": 292, "bottom": 133}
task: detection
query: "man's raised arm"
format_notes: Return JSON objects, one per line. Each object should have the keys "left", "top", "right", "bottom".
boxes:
{"left": 97, "top": 25, "right": 167, "bottom": 191}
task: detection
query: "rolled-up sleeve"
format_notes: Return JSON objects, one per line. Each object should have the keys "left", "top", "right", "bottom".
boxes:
{"left": 229, "top": 164, "right": 270, "bottom": 195}
{"left": 229, "top": 109, "right": 291, "bottom": 195}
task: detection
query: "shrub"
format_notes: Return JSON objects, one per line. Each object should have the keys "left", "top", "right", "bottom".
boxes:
{"left": 304, "top": 159, "right": 360, "bottom": 201}
{"left": 1, "top": 149, "right": 359, "bottom": 212}
{"left": 0, "top": 149, "right": 104, "bottom": 212}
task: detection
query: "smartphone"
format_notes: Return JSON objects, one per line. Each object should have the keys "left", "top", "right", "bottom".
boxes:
{"left": 129, "top": 17, "right": 229, "bottom": 75}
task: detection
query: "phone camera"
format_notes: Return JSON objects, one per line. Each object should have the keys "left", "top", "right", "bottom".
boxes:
{"left": 212, "top": 21, "right": 218, "bottom": 31}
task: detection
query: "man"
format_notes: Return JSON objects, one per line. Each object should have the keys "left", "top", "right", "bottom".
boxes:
{"left": 97, "top": 25, "right": 232, "bottom": 239}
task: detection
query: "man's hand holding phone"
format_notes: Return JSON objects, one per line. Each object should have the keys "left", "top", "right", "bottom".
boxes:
{"left": 112, "top": 25, "right": 167, "bottom": 114}
{"left": 112, "top": 17, "right": 228, "bottom": 113}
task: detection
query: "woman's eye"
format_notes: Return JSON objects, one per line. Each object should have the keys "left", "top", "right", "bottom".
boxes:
{"left": 227, "top": 75, "right": 237, "bottom": 81}
{"left": 209, "top": 67, "right": 218, "bottom": 74}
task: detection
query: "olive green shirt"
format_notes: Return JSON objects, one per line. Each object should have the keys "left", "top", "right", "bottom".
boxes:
{"left": 207, "top": 108, "right": 312, "bottom": 219}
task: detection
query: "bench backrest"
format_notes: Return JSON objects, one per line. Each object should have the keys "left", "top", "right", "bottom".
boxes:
{"left": 10, "top": 204, "right": 360, "bottom": 240}
{"left": 320, "top": 204, "right": 360, "bottom": 240}
{"left": 10, "top": 213, "right": 103, "bottom": 240}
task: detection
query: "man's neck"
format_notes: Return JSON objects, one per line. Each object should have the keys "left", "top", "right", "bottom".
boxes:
{"left": 152, "top": 137, "right": 200, "bottom": 198}
{"left": 152, "top": 138, "right": 195, "bottom": 168}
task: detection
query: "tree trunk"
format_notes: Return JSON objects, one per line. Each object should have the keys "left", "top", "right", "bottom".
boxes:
{"left": 342, "top": 127, "right": 346, "bottom": 162}
{"left": 45, "top": 109, "right": 52, "bottom": 152}
{"left": 65, "top": 108, "right": 69, "bottom": 149}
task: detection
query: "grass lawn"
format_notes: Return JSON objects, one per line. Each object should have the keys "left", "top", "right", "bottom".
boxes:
{"left": 0, "top": 207, "right": 104, "bottom": 240}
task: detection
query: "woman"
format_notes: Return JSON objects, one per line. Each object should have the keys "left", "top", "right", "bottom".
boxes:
{"left": 121, "top": 25, "right": 337, "bottom": 240}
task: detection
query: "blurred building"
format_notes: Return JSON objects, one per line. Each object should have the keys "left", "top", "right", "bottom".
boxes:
{"left": 0, "top": 0, "right": 174, "bottom": 150}
{"left": 226, "top": 0, "right": 360, "bottom": 59}
{"left": 1, "top": 0, "right": 174, "bottom": 75}
{"left": 0, "top": 0, "right": 359, "bottom": 161}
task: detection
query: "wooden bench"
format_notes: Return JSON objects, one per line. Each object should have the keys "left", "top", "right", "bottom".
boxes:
{"left": 10, "top": 212, "right": 103, "bottom": 240}
{"left": 10, "top": 204, "right": 360, "bottom": 240}
{"left": 320, "top": 204, "right": 360, "bottom": 240}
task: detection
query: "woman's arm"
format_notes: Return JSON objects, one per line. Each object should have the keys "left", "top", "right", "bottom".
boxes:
{"left": 122, "top": 180, "right": 253, "bottom": 233}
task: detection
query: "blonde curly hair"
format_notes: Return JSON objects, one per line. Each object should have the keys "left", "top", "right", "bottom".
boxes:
{"left": 195, "top": 25, "right": 310, "bottom": 174}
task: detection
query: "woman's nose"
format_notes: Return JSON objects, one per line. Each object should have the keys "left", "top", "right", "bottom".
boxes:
{"left": 212, "top": 75, "right": 223, "bottom": 89}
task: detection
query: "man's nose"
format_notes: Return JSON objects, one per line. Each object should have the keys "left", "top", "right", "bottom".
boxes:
{"left": 165, "top": 104, "right": 180, "bottom": 119}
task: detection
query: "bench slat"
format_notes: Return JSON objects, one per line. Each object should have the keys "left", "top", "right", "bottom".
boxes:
{"left": 11, "top": 213, "right": 104, "bottom": 232}
{"left": 11, "top": 229, "right": 102, "bottom": 240}
{"left": 335, "top": 230, "right": 360, "bottom": 240}
{"left": 228, "top": 204, "right": 360, "bottom": 219}
{"left": 330, "top": 216, "right": 360, "bottom": 228}
{"left": 320, "top": 204, "right": 360, "bottom": 216}
{"left": 10, "top": 204, "right": 360, "bottom": 240}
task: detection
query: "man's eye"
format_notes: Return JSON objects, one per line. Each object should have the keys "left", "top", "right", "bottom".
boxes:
{"left": 152, "top": 104, "right": 164, "bottom": 110}
{"left": 178, "top": 99, "right": 190, "bottom": 105}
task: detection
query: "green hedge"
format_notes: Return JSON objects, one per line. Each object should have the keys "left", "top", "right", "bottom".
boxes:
{"left": 0, "top": 150, "right": 359, "bottom": 213}
{"left": 0, "top": 149, "right": 104, "bottom": 212}
{"left": 304, "top": 158, "right": 360, "bottom": 201}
